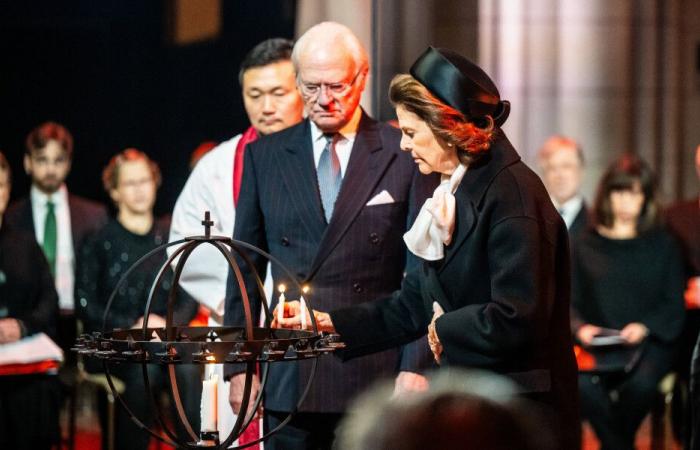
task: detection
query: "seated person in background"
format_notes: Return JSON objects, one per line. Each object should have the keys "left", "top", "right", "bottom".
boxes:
{"left": 75, "top": 149, "right": 199, "bottom": 450}
{"left": 0, "top": 150, "right": 61, "bottom": 450}
{"left": 334, "top": 369, "right": 556, "bottom": 450}
{"left": 571, "top": 153, "right": 685, "bottom": 450}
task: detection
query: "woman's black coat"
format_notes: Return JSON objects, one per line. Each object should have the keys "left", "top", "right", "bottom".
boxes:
{"left": 331, "top": 131, "right": 580, "bottom": 450}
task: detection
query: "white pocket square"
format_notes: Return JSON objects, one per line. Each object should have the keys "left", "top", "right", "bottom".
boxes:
{"left": 366, "top": 190, "right": 395, "bottom": 206}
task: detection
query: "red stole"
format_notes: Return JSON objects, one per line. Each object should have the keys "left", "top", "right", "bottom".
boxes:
{"left": 232, "top": 126, "right": 261, "bottom": 448}
{"left": 233, "top": 126, "right": 258, "bottom": 206}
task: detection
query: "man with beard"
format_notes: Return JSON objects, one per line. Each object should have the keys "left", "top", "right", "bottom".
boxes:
{"left": 5, "top": 121, "right": 108, "bottom": 355}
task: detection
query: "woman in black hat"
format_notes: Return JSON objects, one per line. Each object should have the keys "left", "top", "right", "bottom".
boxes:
{"left": 276, "top": 47, "right": 580, "bottom": 450}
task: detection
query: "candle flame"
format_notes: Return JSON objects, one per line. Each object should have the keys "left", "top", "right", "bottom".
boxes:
{"left": 278, "top": 284, "right": 287, "bottom": 293}
{"left": 302, "top": 285, "right": 310, "bottom": 294}
{"left": 205, "top": 355, "right": 216, "bottom": 363}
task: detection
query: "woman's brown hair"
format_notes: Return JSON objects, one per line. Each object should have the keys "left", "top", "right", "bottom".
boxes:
{"left": 593, "top": 153, "right": 659, "bottom": 233}
{"left": 389, "top": 74, "right": 495, "bottom": 164}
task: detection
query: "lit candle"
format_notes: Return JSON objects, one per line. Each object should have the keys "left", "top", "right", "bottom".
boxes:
{"left": 201, "top": 364, "right": 218, "bottom": 433}
{"left": 300, "top": 285, "right": 310, "bottom": 330}
{"left": 277, "top": 284, "right": 287, "bottom": 323}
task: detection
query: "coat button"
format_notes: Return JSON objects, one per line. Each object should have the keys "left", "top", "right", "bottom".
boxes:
{"left": 281, "top": 237, "right": 290, "bottom": 246}
{"left": 353, "top": 282, "right": 363, "bottom": 293}
{"left": 369, "top": 232, "right": 380, "bottom": 245}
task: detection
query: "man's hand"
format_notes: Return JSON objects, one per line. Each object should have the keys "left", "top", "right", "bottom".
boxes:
{"left": 0, "top": 318, "right": 22, "bottom": 344}
{"left": 393, "top": 371, "right": 429, "bottom": 397}
{"left": 620, "top": 322, "right": 649, "bottom": 345}
{"left": 228, "top": 373, "right": 262, "bottom": 419}
{"left": 575, "top": 324, "right": 602, "bottom": 346}
{"left": 272, "top": 301, "right": 335, "bottom": 333}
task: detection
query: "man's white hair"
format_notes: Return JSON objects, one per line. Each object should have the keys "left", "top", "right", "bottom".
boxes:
{"left": 292, "top": 21, "right": 369, "bottom": 73}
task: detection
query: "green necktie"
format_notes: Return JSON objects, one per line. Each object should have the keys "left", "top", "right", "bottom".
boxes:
{"left": 43, "top": 200, "right": 57, "bottom": 277}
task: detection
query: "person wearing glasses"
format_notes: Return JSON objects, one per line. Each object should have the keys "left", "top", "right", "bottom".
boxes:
{"left": 225, "top": 21, "right": 437, "bottom": 450}
{"left": 274, "top": 47, "right": 580, "bottom": 450}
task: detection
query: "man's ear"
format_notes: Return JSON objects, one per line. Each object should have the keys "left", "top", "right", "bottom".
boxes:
{"left": 23, "top": 154, "right": 31, "bottom": 175}
{"left": 109, "top": 188, "right": 120, "bottom": 205}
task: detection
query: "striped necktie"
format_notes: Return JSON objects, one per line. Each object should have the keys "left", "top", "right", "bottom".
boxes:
{"left": 317, "top": 134, "right": 342, "bottom": 222}
{"left": 43, "top": 200, "right": 57, "bottom": 276}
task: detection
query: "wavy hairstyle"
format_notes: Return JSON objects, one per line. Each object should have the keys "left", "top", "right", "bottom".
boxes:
{"left": 389, "top": 74, "right": 495, "bottom": 164}
{"left": 593, "top": 153, "right": 659, "bottom": 233}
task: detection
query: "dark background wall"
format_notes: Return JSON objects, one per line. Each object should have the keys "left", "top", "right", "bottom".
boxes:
{"left": 0, "top": 0, "right": 296, "bottom": 215}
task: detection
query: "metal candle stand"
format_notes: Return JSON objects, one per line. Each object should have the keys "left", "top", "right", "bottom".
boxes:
{"left": 72, "top": 212, "right": 344, "bottom": 449}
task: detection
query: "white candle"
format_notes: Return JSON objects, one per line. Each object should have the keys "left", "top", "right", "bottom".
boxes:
{"left": 201, "top": 365, "right": 218, "bottom": 433}
{"left": 277, "top": 284, "right": 287, "bottom": 323}
{"left": 300, "top": 285, "right": 310, "bottom": 330}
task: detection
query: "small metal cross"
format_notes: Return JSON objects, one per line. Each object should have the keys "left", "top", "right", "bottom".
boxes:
{"left": 201, "top": 211, "right": 214, "bottom": 238}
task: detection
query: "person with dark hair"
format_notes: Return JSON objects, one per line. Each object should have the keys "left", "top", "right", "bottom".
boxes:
{"left": 274, "top": 46, "right": 580, "bottom": 450}
{"left": 538, "top": 135, "right": 590, "bottom": 240}
{"left": 5, "top": 121, "right": 108, "bottom": 358}
{"left": 571, "top": 153, "right": 685, "bottom": 450}
{"left": 226, "top": 23, "right": 438, "bottom": 450}
{"left": 169, "top": 37, "right": 304, "bottom": 443}
{"left": 76, "top": 149, "right": 199, "bottom": 450}
{"left": 0, "top": 151, "right": 62, "bottom": 450}
{"left": 335, "top": 370, "right": 556, "bottom": 450}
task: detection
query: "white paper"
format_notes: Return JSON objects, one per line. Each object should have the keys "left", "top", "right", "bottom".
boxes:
{"left": 0, "top": 332, "right": 64, "bottom": 365}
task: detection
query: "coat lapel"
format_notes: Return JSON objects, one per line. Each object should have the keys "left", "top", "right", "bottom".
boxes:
{"left": 275, "top": 121, "right": 327, "bottom": 240}
{"left": 440, "top": 132, "right": 521, "bottom": 271}
{"left": 307, "top": 114, "right": 395, "bottom": 280}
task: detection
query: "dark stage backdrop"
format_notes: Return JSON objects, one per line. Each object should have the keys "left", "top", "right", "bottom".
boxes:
{"left": 0, "top": 1, "right": 296, "bottom": 216}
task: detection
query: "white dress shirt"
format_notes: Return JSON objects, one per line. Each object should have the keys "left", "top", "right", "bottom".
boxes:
{"left": 309, "top": 107, "right": 362, "bottom": 175}
{"left": 553, "top": 195, "right": 584, "bottom": 230}
{"left": 31, "top": 184, "right": 75, "bottom": 311}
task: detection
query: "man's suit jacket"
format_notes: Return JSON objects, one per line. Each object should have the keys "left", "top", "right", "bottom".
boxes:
{"left": 331, "top": 131, "right": 581, "bottom": 450}
{"left": 568, "top": 201, "right": 590, "bottom": 241}
{"left": 226, "top": 113, "right": 436, "bottom": 413}
{"left": 5, "top": 194, "right": 108, "bottom": 258}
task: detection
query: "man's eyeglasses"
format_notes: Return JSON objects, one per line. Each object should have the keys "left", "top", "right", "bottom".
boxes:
{"left": 298, "top": 69, "right": 363, "bottom": 100}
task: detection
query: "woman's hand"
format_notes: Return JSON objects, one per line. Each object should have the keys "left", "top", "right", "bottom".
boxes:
{"left": 428, "top": 302, "right": 444, "bottom": 364}
{"left": 272, "top": 301, "right": 336, "bottom": 333}
{"left": 620, "top": 322, "right": 649, "bottom": 345}
{"left": 576, "top": 324, "right": 602, "bottom": 346}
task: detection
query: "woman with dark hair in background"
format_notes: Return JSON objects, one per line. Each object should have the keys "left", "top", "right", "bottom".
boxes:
{"left": 0, "top": 151, "right": 61, "bottom": 450}
{"left": 572, "top": 153, "right": 685, "bottom": 450}
{"left": 275, "top": 47, "right": 580, "bottom": 450}
{"left": 75, "top": 148, "right": 199, "bottom": 450}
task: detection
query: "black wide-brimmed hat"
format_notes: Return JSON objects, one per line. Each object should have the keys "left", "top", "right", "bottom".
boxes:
{"left": 409, "top": 47, "right": 510, "bottom": 127}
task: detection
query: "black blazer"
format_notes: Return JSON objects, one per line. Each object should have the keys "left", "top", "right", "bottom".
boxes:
{"left": 0, "top": 225, "right": 58, "bottom": 339}
{"left": 568, "top": 202, "right": 590, "bottom": 240}
{"left": 331, "top": 131, "right": 580, "bottom": 450}
{"left": 5, "top": 193, "right": 108, "bottom": 257}
{"left": 225, "top": 113, "right": 436, "bottom": 413}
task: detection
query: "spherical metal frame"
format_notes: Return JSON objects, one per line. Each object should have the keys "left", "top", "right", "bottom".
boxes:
{"left": 73, "top": 213, "right": 343, "bottom": 449}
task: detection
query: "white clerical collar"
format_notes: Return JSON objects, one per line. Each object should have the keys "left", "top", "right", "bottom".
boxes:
{"left": 31, "top": 183, "right": 68, "bottom": 208}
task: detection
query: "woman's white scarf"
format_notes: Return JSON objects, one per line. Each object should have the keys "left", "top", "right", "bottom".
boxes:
{"left": 403, "top": 164, "right": 468, "bottom": 260}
